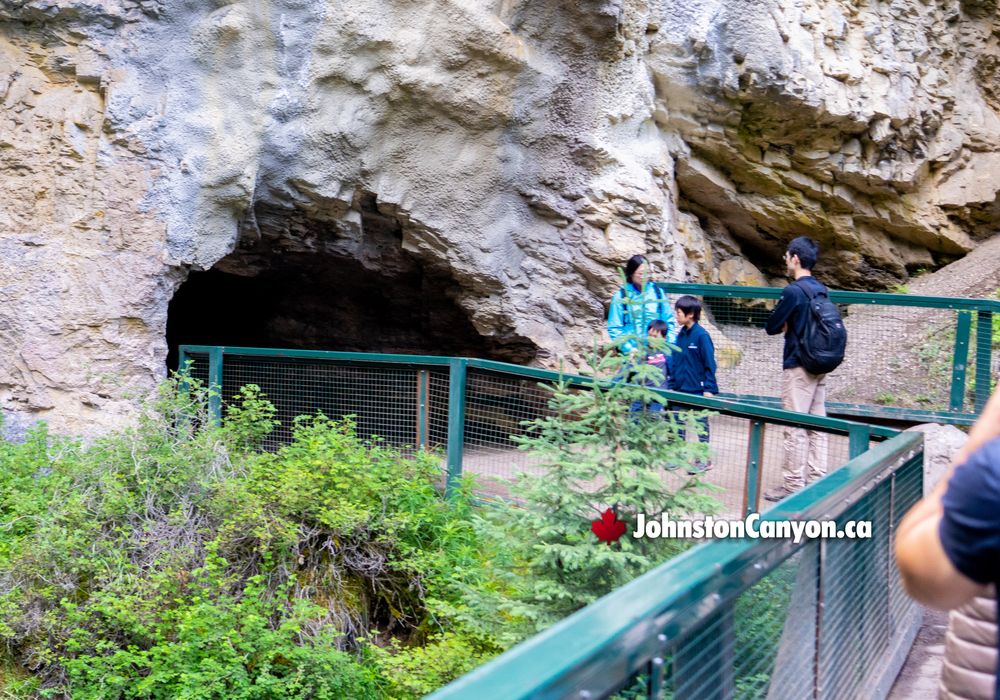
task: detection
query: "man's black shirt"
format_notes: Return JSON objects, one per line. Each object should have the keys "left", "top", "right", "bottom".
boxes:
{"left": 939, "top": 437, "right": 1000, "bottom": 700}
{"left": 765, "top": 275, "right": 828, "bottom": 371}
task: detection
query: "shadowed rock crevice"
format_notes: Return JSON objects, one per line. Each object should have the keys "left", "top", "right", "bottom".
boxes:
{"left": 166, "top": 195, "right": 538, "bottom": 369}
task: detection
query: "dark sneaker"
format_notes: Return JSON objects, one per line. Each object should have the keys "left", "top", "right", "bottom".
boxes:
{"left": 763, "top": 486, "right": 795, "bottom": 502}
{"left": 686, "top": 461, "right": 714, "bottom": 476}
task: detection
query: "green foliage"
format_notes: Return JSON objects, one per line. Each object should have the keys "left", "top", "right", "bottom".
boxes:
{"left": 876, "top": 392, "right": 897, "bottom": 406}
{"left": 221, "top": 384, "right": 279, "bottom": 451}
{"left": 0, "top": 657, "right": 39, "bottom": 698}
{"left": 57, "top": 556, "right": 376, "bottom": 700}
{"left": 888, "top": 283, "right": 910, "bottom": 294}
{"left": 0, "top": 376, "right": 505, "bottom": 698}
{"left": 0, "top": 340, "right": 726, "bottom": 697}
{"left": 730, "top": 562, "right": 796, "bottom": 698}
{"left": 365, "top": 632, "right": 492, "bottom": 699}
{"left": 485, "top": 341, "right": 721, "bottom": 627}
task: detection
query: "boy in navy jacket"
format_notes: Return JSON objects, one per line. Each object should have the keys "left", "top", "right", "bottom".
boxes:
{"left": 669, "top": 295, "right": 718, "bottom": 472}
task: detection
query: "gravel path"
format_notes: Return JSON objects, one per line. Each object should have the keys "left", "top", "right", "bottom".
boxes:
{"left": 888, "top": 607, "right": 948, "bottom": 699}
{"left": 456, "top": 414, "right": 854, "bottom": 519}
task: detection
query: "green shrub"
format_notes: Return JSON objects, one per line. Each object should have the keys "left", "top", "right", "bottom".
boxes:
{"left": 365, "top": 632, "right": 492, "bottom": 699}
{"left": 0, "top": 343, "right": 724, "bottom": 697}
{"left": 0, "top": 378, "right": 503, "bottom": 698}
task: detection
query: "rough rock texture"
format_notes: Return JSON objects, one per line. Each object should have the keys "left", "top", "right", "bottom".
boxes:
{"left": 906, "top": 423, "right": 969, "bottom": 493}
{"left": 3, "top": 0, "right": 1000, "bottom": 432}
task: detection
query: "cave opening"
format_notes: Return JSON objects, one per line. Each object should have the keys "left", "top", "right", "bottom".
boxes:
{"left": 166, "top": 194, "right": 528, "bottom": 372}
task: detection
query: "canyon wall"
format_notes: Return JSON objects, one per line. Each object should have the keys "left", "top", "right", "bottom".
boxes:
{"left": 2, "top": 0, "right": 1000, "bottom": 431}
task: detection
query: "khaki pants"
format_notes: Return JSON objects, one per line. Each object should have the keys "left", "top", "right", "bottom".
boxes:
{"left": 782, "top": 367, "right": 828, "bottom": 490}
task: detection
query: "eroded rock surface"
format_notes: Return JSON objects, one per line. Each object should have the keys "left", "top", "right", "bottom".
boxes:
{"left": 2, "top": 0, "right": 1000, "bottom": 432}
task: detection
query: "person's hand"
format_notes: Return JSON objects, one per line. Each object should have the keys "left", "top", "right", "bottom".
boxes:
{"left": 782, "top": 322, "right": 788, "bottom": 333}
{"left": 704, "top": 392, "right": 713, "bottom": 397}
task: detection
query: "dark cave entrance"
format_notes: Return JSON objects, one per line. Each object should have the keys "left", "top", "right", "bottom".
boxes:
{"left": 166, "top": 195, "right": 533, "bottom": 372}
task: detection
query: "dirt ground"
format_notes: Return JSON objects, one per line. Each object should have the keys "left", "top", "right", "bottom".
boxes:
{"left": 888, "top": 607, "right": 948, "bottom": 699}
{"left": 456, "top": 414, "right": 854, "bottom": 518}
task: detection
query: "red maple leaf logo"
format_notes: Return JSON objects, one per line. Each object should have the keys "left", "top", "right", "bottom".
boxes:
{"left": 591, "top": 508, "right": 627, "bottom": 544}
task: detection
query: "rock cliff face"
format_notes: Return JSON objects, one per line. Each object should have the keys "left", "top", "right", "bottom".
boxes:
{"left": 2, "top": 0, "right": 1000, "bottom": 432}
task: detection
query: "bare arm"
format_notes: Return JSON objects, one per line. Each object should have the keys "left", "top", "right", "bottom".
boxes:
{"left": 895, "top": 490, "right": 987, "bottom": 609}
{"left": 895, "top": 395, "right": 1000, "bottom": 609}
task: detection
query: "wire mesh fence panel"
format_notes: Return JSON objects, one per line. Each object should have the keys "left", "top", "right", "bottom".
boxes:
{"left": 428, "top": 432, "right": 924, "bottom": 700}
{"left": 460, "top": 368, "right": 557, "bottom": 495}
{"left": 665, "top": 548, "right": 817, "bottom": 700}
{"left": 212, "top": 355, "right": 450, "bottom": 454}
{"left": 706, "top": 301, "right": 960, "bottom": 409}
{"left": 889, "top": 456, "right": 924, "bottom": 635}
{"left": 828, "top": 304, "right": 960, "bottom": 412}
{"left": 688, "top": 413, "right": 750, "bottom": 518}
{"left": 662, "top": 284, "right": 1000, "bottom": 420}
{"left": 818, "top": 477, "right": 897, "bottom": 700}
{"left": 701, "top": 299, "right": 968, "bottom": 412}
{"left": 459, "top": 369, "right": 755, "bottom": 511}
{"left": 179, "top": 347, "right": 899, "bottom": 522}
{"left": 758, "top": 426, "right": 852, "bottom": 504}
{"left": 427, "top": 370, "right": 451, "bottom": 448}
{"left": 180, "top": 351, "right": 210, "bottom": 387}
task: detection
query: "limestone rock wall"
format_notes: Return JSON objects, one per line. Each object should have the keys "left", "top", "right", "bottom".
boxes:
{"left": 2, "top": 0, "right": 1000, "bottom": 432}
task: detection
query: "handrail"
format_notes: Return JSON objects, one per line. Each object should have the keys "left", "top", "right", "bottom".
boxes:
{"left": 178, "top": 346, "right": 897, "bottom": 440}
{"left": 657, "top": 283, "right": 1000, "bottom": 312}
{"left": 655, "top": 282, "right": 995, "bottom": 420}
{"left": 427, "top": 431, "right": 923, "bottom": 700}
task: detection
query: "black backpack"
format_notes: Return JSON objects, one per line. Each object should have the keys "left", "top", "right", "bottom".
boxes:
{"left": 794, "top": 281, "right": 847, "bottom": 375}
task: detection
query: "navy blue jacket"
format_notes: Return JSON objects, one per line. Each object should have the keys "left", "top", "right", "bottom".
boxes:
{"left": 641, "top": 351, "right": 670, "bottom": 390}
{"left": 765, "top": 276, "right": 828, "bottom": 370}
{"left": 668, "top": 323, "right": 718, "bottom": 394}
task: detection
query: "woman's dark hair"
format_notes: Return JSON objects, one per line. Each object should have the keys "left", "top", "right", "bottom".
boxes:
{"left": 647, "top": 319, "right": 670, "bottom": 335}
{"left": 787, "top": 236, "right": 819, "bottom": 270}
{"left": 624, "top": 254, "right": 647, "bottom": 288}
{"left": 675, "top": 295, "right": 702, "bottom": 322}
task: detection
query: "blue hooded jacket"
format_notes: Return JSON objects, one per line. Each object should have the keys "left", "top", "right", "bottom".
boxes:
{"left": 607, "top": 283, "right": 677, "bottom": 354}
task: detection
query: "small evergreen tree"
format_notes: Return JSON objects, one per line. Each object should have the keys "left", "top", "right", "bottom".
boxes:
{"left": 499, "top": 337, "right": 722, "bottom": 627}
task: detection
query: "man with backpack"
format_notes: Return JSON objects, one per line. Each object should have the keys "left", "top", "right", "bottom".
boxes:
{"left": 763, "top": 237, "right": 847, "bottom": 502}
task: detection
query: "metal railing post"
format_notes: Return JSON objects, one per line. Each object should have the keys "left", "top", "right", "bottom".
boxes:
{"left": 848, "top": 425, "right": 870, "bottom": 459}
{"left": 813, "top": 539, "right": 826, "bottom": 700}
{"left": 744, "top": 420, "right": 764, "bottom": 516}
{"left": 949, "top": 311, "right": 972, "bottom": 412}
{"left": 446, "top": 359, "right": 468, "bottom": 495}
{"left": 975, "top": 309, "right": 993, "bottom": 413}
{"left": 207, "top": 346, "right": 223, "bottom": 426}
{"left": 416, "top": 369, "right": 429, "bottom": 449}
{"left": 177, "top": 346, "right": 191, "bottom": 393}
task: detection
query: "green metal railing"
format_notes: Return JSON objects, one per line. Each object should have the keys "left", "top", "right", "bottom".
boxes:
{"left": 660, "top": 283, "right": 1000, "bottom": 425}
{"left": 429, "top": 430, "right": 924, "bottom": 700}
{"left": 178, "top": 346, "right": 897, "bottom": 516}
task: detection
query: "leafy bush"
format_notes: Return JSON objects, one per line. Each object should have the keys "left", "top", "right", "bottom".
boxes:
{"left": 0, "top": 379, "right": 504, "bottom": 698}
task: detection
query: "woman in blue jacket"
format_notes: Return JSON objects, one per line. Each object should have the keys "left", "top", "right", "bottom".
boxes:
{"left": 607, "top": 255, "right": 676, "bottom": 355}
